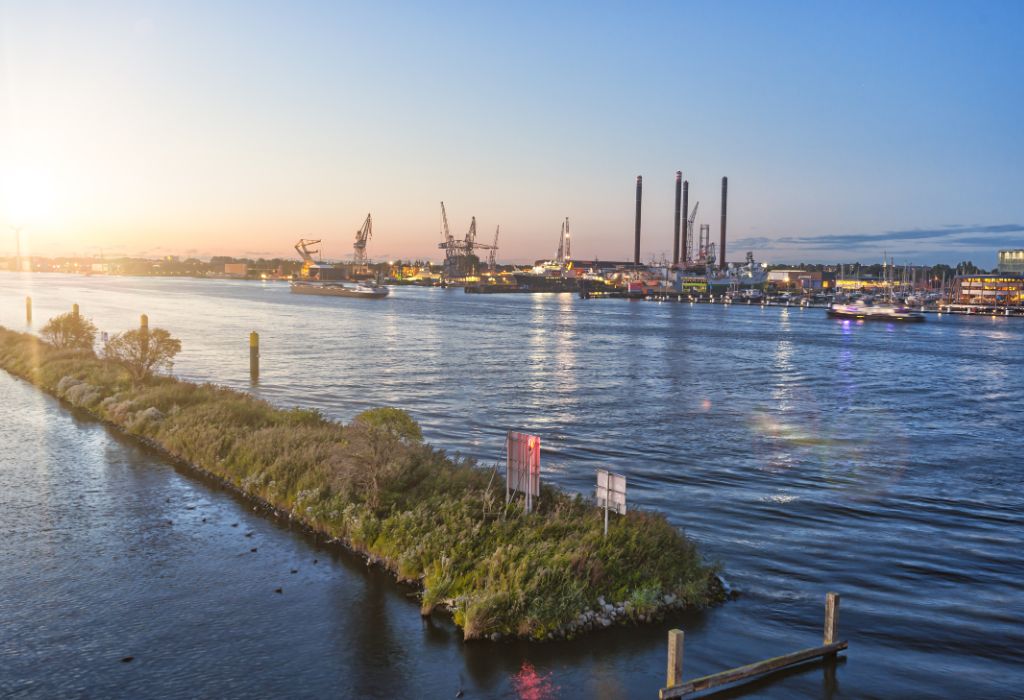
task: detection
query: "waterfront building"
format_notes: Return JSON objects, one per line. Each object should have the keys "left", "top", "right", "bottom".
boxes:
{"left": 952, "top": 273, "right": 1024, "bottom": 306}
{"left": 224, "top": 262, "right": 249, "bottom": 278}
{"left": 767, "top": 269, "right": 835, "bottom": 290}
{"left": 997, "top": 250, "right": 1024, "bottom": 275}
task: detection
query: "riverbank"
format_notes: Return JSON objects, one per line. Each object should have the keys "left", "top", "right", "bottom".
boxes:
{"left": 0, "top": 324, "right": 721, "bottom": 641}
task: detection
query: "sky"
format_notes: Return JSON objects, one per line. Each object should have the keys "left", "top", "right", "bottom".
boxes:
{"left": 1, "top": 1, "right": 1023, "bottom": 265}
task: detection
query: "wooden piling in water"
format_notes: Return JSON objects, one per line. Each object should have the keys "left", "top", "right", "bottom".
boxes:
{"left": 659, "top": 591, "right": 847, "bottom": 699}
{"left": 249, "top": 331, "right": 259, "bottom": 382}
{"left": 26, "top": 296, "right": 31, "bottom": 324}
{"left": 823, "top": 591, "right": 839, "bottom": 645}
{"left": 72, "top": 303, "right": 79, "bottom": 318}
{"left": 666, "top": 629, "right": 684, "bottom": 688}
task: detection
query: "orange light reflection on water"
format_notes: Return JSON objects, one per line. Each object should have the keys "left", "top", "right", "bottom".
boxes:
{"left": 512, "top": 660, "right": 558, "bottom": 700}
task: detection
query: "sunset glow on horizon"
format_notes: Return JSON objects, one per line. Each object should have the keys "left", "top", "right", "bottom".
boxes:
{"left": 2, "top": 2, "right": 1022, "bottom": 265}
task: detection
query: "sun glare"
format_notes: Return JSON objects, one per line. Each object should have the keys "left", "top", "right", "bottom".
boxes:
{"left": 1, "top": 166, "right": 58, "bottom": 227}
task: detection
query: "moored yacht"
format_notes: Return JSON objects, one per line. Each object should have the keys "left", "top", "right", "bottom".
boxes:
{"left": 826, "top": 299, "right": 924, "bottom": 322}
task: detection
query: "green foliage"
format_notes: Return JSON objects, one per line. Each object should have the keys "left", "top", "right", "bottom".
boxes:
{"left": 353, "top": 407, "right": 423, "bottom": 443}
{"left": 40, "top": 312, "right": 97, "bottom": 352}
{"left": 104, "top": 327, "right": 182, "bottom": 380}
{"left": 0, "top": 324, "right": 720, "bottom": 640}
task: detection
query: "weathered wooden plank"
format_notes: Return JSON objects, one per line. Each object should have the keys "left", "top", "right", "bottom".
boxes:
{"left": 658, "top": 641, "right": 848, "bottom": 699}
{"left": 823, "top": 592, "right": 839, "bottom": 645}
{"left": 666, "top": 629, "right": 684, "bottom": 688}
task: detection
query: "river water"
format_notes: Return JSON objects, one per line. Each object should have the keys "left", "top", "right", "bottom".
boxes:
{"left": 1, "top": 272, "right": 1021, "bottom": 699}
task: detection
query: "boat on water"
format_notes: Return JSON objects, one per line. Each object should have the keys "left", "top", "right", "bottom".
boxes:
{"left": 290, "top": 281, "right": 389, "bottom": 298}
{"left": 826, "top": 299, "right": 924, "bottom": 322}
{"left": 707, "top": 252, "right": 769, "bottom": 292}
{"left": 512, "top": 266, "right": 577, "bottom": 293}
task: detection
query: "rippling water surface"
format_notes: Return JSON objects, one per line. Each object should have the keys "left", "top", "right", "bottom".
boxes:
{"left": 1, "top": 273, "right": 1022, "bottom": 698}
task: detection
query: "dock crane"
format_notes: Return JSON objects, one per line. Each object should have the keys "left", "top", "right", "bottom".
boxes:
{"left": 294, "top": 238, "right": 322, "bottom": 278}
{"left": 488, "top": 226, "right": 499, "bottom": 272}
{"left": 685, "top": 201, "right": 699, "bottom": 263}
{"left": 438, "top": 202, "right": 496, "bottom": 280}
{"left": 439, "top": 201, "right": 455, "bottom": 252}
{"left": 353, "top": 214, "right": 373, "bottom": 267}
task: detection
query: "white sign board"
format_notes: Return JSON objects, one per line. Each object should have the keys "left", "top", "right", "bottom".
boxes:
{"left": 596, "top": 469, "right": 627, "bottom": 516}
{"left": 507, "top": 431, "right": 540, "bottom": 512}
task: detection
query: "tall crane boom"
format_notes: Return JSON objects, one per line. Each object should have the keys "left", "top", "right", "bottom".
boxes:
{"left": 440, "top": 201, "right": 453, "bottom": 248}
{"left": 686, "top": 201, "right": 699, "bottom": 262}
{"left": 353, "top": 213, "right": 373, "bottom": 266}
{"left": 295, "top": 238, "right": 321, "bottom": 265}
{"left": 488, "top": 225, "right": 499, "bottom": 272}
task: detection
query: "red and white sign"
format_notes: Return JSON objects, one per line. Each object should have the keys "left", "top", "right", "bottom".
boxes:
{"left": 506, "top": 431, "right": 540, "bottom": 512}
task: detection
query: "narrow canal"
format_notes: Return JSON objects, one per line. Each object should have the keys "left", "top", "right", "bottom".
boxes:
{"left": 1, "top": 273, "right": 1022, "bottom": 698}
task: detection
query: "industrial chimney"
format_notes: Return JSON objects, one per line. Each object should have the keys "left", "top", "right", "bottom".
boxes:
{"left": 634, "top": 175, "right": 643, "bottom": 266}
{"left": 673, "top": 172, "right": 682, "bottom": 265}
{"left": 719, "top": 176, "right": 728, "bottom": 270}
{"left": 681, "top": 180, "right": 689, "bottom": 267}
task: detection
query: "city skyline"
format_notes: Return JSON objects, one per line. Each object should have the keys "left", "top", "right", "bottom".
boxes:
{"left": 2, "top": 1, "right": 1023, "bottom": 265}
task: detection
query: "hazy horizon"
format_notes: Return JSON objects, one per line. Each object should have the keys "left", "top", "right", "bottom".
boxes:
{"left": 3, "top": 2, "right": 1023, "bottom": 266}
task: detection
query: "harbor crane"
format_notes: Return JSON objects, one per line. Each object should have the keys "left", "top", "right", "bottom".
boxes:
{"left": 353, "top": 214, "right": 373, "bottom": 266}
{"left": 437, "top": 201, "right": 496, "bottom": 280}
{"left": 294, "top": 238, "right": 323, "bottom": 278}
{"left": 439, "top": 201, "right": 455, "bottom": 252}
{"left": 685, "top": 201, "right": 699, "bottom": 263}
{"left": 295, "top": 238, "right": 322, "bottom": 265}
{"left": 488, "top": 225, "right": 500, "bottom": 273}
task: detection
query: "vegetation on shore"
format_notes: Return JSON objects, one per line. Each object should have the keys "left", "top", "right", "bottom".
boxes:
{"left": 0, "top": 321, "right": 722, "bottom": 640}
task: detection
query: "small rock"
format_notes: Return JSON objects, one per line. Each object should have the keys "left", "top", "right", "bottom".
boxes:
{"left": 313, "top": 559, "right": 318, "bottom": 564}
{"left": 244, "top": 531, "right": 253, "bottom": 537}
{"left": 250, "top": 547, "right": 257, "bottom": 553}
{"left": 231, "top": 523, "right": 239, "bottom": 528}
{"left": 166, "top": 520, "right": 173, "bottom": 526}
{"left": 274, "top": 587, "right": 283, "bottom": 594}
{"left": 120, "top": 656, "right": 134, "bottom": 663}
{"left": 290, "top": 569, "right": 298, "bottom": 574}
{"left": 201, "top": 517, "right": 207, "bottom": 523}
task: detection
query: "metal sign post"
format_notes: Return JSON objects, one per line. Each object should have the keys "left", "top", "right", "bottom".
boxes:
{"left": 506, "top": 431, "right": 541, "bottom": 513}
{"left": 596, "top": 469, "right": 627, "bottom": 537}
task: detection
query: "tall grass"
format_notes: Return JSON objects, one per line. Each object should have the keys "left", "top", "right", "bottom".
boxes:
{"left": 0, "top": 325, "right": 722, "bottom": 640}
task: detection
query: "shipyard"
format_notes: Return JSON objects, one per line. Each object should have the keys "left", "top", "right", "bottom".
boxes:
{"left": 8, "top": 171, "right": 1023, "bottom": 319}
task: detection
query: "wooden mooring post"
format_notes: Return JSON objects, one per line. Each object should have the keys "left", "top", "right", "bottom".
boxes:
{"left": 249, "top": 331, "right": 260, "bottom": 382}
{"left": 25, "top": 296, "right": 32, "bottom": 324}
{"left": 659, "top": 592, "right": 846, "bottom": 699}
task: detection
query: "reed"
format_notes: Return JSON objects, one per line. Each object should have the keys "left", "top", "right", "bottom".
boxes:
{"left": 0, "top": 324, "right": 722, "bottom": 640}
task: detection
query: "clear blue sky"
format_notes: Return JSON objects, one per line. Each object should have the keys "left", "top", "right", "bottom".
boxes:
{"left": 2, "top": 0, "right": 1022, "bottom": 265}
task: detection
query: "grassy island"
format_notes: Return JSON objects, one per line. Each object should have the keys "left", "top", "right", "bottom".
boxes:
{"left": 0, "top": 324, "right": 722, "bottom": 640}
